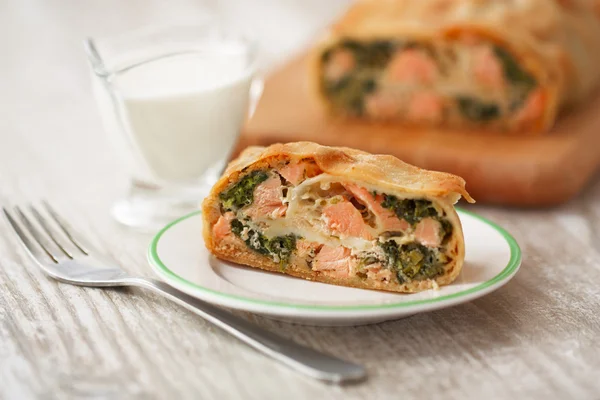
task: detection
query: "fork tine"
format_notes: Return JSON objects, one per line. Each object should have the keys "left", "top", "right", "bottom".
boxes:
{"left": 42, "top": 201, "right": 90, "bottom": 255}
{"left": 14, "top": 206, "right": 60, "bottom": 263}
{"left": 3, "top": 207, "right": 46, "bottom": 260}
{"left": 29, "top": 205, "right": 73, "bottom": 259}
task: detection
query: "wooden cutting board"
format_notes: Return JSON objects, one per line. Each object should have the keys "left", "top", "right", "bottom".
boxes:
{"left": 240, "top": 53, "right": 600, "bottom": 206}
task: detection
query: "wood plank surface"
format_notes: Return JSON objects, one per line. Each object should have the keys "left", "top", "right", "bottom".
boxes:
{"left": 242, "top": 53, "right": 600, "bottom": 206}
{"left": 1, "top": 1, "right": 599, "bottom": 399}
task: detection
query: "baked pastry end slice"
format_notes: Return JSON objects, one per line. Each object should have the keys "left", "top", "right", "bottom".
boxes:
{"left": 202, "top": 142, "right": 474, "bottom": 293}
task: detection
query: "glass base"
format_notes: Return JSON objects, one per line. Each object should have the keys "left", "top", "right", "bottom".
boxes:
{"left": 112, "top": 180, "right": 210, "bottom": 231}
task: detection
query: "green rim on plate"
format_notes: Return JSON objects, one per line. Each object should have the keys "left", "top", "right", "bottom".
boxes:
{"left": 148, "top": 208, "right": 521, "bottom": 311}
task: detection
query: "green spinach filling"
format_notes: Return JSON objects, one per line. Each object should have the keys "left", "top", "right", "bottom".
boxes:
{"left": 323, "top": 76, "right": 376, "bottom": 115}
{"left": 321, "top": 38, "right": 538, "bottom": 123}
{"left": 320, "top": 39, "right": 400, "bottom": 115}
{"left": 219, "top": 172, "right": 452, "bottom": 282}
{"left": 230, "top": 219, "right": 296, "bottom": 267}
{"left": 380, "top": 195, "right": 452, "bottom": 242}
{"left": 358, "top": 194, "right": 453, "bottom": 283}
{"left": 456, "top": 96, "right": 501, "bottom": 122}
{"left": 219, "top": 170, "right": 268, "bottom": 211}
{"left": 379, "top": 240, "right": 447, "bottom": 283}
{"left": 381, "top": 195, "right": 438, "bottom": 225}
{"left": 335, "top": 39, "right": 397, "bottom": 68}
{"left": 493, "top": 46, "right": 536, "bottom": 92}
{"left": 455, "top": 48, "right": 536, "bottom": 121}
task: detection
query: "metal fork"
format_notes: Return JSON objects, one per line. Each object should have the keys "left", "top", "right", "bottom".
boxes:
{"left": 3, "top": 203, "right": 366, "bottom": 383}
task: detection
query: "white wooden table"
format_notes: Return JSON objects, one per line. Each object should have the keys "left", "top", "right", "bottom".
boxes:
{"left": 1, "top": 1, "right": 599, "bottom": 398}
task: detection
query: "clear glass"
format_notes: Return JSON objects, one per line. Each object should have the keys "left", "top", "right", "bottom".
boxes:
{"left": 85, "top": 23, "right": 262, "bottom": 231}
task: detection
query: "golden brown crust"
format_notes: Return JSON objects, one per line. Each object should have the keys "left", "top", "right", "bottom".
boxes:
{"left": 311, "top": 0, "right": 600, "bottom": 133}
{"left": 219, "top": 142, "right": 474, "bottom": 202}
{"left": 202, "top": 142, "right": 472, "bottom": 294}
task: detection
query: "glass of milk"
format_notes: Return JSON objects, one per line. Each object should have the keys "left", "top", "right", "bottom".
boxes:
{"left": 85, "top": 23, "right": 261, "bottom": 230}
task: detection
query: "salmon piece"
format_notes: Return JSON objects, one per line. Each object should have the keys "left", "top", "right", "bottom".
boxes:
{"left": 344, "top": 183, "right": 410, "bottom": 232}
{"left": 213, "top": 212, "right": 235, "bottom": 239}
{"left": 514, "top": 89, "right": 545, "bottom": 125}
{"left": 387, "top": 49, "right": 438, "bottom": 85}
{"left": 407, "top": 92, "right": 444, "bottom": 122}
{"left": 414, "top": 218, "right": 443, "bottom": 247}
{"left": 278, "top": 163, "right": 306, "bottom": 186}
{"left": 472, "top": 46, "right": 505, "bottom": 89}
{"left": 365, "top": 263, "right": 393, "bottom": 282}
{"left": 365, "top": 92, "right": 400, "bottom": 119}
{"left": 312, "top": 245, "right": 356, "bottom": 278}
{"left": 323, "top": 200, "right": 372, "bottom": 240}
{"left": 324, "top": 49, "right": 355, "bottom": 81}
{"left": 278, "top": 162, "right": 322, "bottom": 185}
{"left": 296, "top": 239, "right": 322, "bottom": 258}
{"left": 243, "top": 176, "right": 287, "bottom": 219}
{"left": 460, "top": 33, "right": 482, "bottom": 47}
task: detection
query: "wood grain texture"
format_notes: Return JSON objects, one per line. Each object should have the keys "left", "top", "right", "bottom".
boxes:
{"left": 0, "top": 0, "right": 599, "bottom": 399}
{"left": 242, "top": 53, "right": 600, "bottom": 207}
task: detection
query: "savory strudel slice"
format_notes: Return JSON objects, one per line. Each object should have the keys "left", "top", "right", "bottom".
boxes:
{"left": 202, "top": 142, "right": 474, "bottom": 293}
{"left": 312, "top": 0, "right": 600, "bottom": 134}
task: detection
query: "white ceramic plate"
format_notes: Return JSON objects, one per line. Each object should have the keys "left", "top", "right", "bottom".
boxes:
{"left": 148, "top": 209, "right": 521, "bottom": 326}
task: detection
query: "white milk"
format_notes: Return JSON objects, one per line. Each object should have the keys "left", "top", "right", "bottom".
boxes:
{"left": 106, "top": 51, "right": 253, "bottom": 183}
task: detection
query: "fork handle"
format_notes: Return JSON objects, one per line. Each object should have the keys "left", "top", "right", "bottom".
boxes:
{"left": 128, "top": 277, "right": 366, "bottom": 383}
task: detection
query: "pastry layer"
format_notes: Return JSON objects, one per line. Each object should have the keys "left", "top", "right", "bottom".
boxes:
{"left": 318, "top": 38, "right": 545, "bottom": 132}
